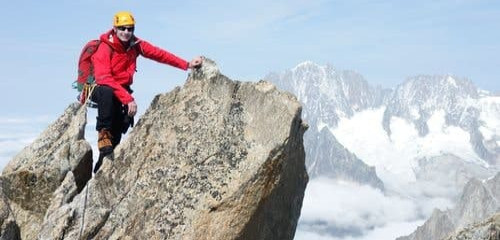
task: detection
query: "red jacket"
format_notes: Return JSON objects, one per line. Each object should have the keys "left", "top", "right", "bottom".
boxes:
{"left": 91, "top": 30, "right": 189, "bottom": 104}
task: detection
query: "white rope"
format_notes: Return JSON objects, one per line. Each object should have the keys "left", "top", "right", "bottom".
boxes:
{"left": 78, "top": 101, "right": 93, "bottom": 239}
{"left": 83, "top": 83, "right": 97, "bottom": 106}
{"left": 78, "top": 184, "right": 89, "bottom": 239}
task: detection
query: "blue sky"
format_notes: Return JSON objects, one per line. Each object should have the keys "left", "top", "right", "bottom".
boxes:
{"left": 0, "top": 2, "right": 499, "bottom": 239}
{"left": 1, "top": 0, "right": 499, "bottom": 116}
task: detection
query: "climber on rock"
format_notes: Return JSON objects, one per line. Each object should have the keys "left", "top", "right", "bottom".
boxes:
{"left": 90, "top": 11, "right": 203, "bottom": 173}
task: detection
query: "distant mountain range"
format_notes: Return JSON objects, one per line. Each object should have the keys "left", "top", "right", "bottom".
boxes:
{"left": 266, "top": 61, "right": 499, "bottom": 239}
{"left": 267, "top": 61, "right": 498, "bottom": 181}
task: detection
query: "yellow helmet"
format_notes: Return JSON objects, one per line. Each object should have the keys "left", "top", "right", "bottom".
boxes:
{"left": 113, "top": 11, "right": 135, "bottom": 27}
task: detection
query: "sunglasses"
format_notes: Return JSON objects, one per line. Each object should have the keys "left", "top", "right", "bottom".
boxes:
{"left": 117, "top": 26, "right": 135, "bottom": 32}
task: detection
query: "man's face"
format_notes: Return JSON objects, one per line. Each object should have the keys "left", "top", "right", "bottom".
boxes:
{"left": 115, "top": 25, "right": 134, "bottom": 42}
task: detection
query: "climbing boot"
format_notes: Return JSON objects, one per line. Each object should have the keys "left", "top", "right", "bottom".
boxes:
{"left": 98, "top": 129, "right": 113, "bottom": 155}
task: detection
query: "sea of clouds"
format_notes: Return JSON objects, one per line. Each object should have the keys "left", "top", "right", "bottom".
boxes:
{"left": 295, "top": 177, "right": 437, "bottom": 240}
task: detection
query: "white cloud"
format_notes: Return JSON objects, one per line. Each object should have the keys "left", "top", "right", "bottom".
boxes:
{"left": 0, "top": 117, "right": 52, "bottom": 170}
{"left": 0, "top": 115, "right": 54, "bottom": 124}
{"left": 351, "top": 220, "right": 425, "bottom": 240}
{"left": 295, "top": 230, "right": 338, "bottom": 240}
{"left": 296, "top": 219, "right": 425, "bottom": 240}
{"left": 156, "top": 0, "right": 327, "bottom": 43}
{"left": 0, "top": 137, "right": 35, "bottom": 170}
{"left": 297, "top": 177, "right": 422, "bottom": 239}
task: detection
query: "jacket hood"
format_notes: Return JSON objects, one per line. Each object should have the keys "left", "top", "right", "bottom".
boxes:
{"left": 100, "top": 29, "right": 142, "bottom": 53}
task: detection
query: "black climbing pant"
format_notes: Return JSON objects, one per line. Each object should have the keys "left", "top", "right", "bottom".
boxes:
{"left": 90, "top": 85, "right": 134, "bottom": 173}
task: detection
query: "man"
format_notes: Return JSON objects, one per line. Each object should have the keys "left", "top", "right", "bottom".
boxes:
{"left": 91, "top": 11, "right": 202, "bottom": 173}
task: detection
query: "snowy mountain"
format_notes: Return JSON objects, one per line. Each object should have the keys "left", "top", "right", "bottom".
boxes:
{"left": 266, "top": 62, "right": 386, "bottom": 188}
{"left": 383, "top": 75, "right": 479, "bottom": 136}
{"left": 266, "top": 61, "right": 387, "bottom": 128}
{"left": 307, "top": 128, "right": 384, "bottom": 190}
{"left": 383, "top": 75, "right": 498, "bottom": 162}
{"left": 266, "top": 61, "right": 500, "bottom": 239}
{"left": 267, "top": 62, "right": 499, "bottom": 184}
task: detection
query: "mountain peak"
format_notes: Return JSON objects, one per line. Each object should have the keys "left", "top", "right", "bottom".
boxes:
{"left": 0, "top": 58, "right": 308, "bottom": 239}
{"left": 293, "top": 60, "right": 321, "bottom": 70}
{"left": 400, "top": 75, "right": 479, "bottom": 98}
{"left": 384, "top": 74, "right": 481, "bottom": 129}
{"left": 446, "top": 75, "right": 458, "bottom": 87}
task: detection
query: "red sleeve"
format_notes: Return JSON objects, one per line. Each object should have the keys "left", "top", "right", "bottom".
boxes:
{"left": 138, "top": 40, "right": 189, "bottom": 70}
{"left": 91, "top": 43, "right": 134, "bottom": 104}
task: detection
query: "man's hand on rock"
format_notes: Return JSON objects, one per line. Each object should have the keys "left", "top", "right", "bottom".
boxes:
{"left": 188, "top": 56, "right": 203, "bottom": 69}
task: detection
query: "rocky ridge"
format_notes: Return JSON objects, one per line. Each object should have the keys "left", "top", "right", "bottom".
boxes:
{"left": 0, "top": 58, "right": 308, "bottom": 239}
{"left": 444, "top": 213, "right": 499, "bottom": 240}
{"left": 397, "top": 173, "right": 500, "bottom": 240}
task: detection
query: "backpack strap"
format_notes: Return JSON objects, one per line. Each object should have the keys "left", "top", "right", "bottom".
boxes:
{"left": 98, "top": 40, "right": 114, "bottom": 60}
